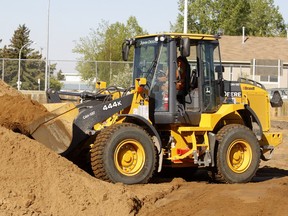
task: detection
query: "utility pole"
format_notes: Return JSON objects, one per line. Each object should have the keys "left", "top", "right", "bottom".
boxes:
{"left": 184, "top": 0, "right": 188, "bottom": 33}
{"left": 45, "top": 0, "right": 51, "bottom": 91}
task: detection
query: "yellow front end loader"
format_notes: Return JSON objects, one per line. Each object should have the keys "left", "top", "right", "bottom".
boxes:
{"left": 28, "top": 33, "right": 282, "bottom": 184}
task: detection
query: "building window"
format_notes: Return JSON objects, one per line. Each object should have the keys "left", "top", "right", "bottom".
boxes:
{"left": 270, "top": 75, "right": 278, "bottom": 82}
{"left": 253, "top": 59, "right": 281, "bottom": 84}
{"left": 260, "top": 76, "right": 268, "bottom": 82}
{"left": 260, "top": 75, "right": 278, "bottom": 82}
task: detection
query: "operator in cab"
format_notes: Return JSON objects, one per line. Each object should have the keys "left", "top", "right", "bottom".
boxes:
{"left": 156, "top": 56, "right": 189, "bottom": 110}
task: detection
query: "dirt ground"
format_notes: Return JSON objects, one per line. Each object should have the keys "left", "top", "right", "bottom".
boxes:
{"left": 0, "top": 80, "right": 287, "bottom": 216}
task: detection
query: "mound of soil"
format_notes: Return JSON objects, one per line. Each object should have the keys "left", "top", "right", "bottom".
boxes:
{"left": 0, "top": 80, "right": 49, "bottom": 135}
{"left": 0, "top": 80, "right": 23, "bottom": 97}
{"left": 0, "top": 126, "right": 144, "bottom": 215}
{"left": 0, "top": 80, "right": 287, "bottom": 216}
{"left": 0, "top": 94, "right": 49, "bottom": 134}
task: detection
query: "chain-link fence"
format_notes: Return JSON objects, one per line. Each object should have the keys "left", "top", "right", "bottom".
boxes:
{"left": 0, "top": 58, "right": 46, "bottom": 90}
{"left": 48, "top": 60, "right": 134, "bottom": 91}
{"left": 0, "top": 58, "right": 287, "bottom": 91}
{"left": 0, "top": 59, "right": 134, "bottom": 91}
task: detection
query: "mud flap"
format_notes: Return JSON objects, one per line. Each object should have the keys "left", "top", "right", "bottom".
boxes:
{"left": 261, "top": 145, "right": 274, "bottom": 161}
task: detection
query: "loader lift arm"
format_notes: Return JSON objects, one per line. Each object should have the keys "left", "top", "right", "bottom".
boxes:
{"left": 67, "top": 93, "right": 134, "bottom": 155}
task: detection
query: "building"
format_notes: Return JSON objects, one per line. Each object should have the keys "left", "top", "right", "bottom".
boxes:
{"left": 220, "top": 35, "right": 288, "bottom": 89}
{"left": 62, "top": 73, "right": 93, "bottom": 91}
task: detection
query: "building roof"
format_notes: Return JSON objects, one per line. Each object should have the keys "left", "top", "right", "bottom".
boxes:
{"left": 220, "top": 36, "right": 288, "bottom": 63}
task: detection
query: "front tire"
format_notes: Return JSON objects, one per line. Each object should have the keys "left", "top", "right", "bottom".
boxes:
{"left": 90, "top": 123, "right": 157, "bottom": 184}
{"left": 213, "top": 124, "right": 260, "bottom": 183}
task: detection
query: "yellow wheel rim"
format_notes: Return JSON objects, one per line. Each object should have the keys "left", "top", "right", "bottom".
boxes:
{"left": 227, "top": 139, "right": 252, "bottom": 173}
{"left": 114, "top": 139, "right": 145, "bottom": 176}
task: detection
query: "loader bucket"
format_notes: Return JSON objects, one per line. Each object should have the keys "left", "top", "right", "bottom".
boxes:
{"left": 28, "top": 93, "right": 134, "bottom": 155}
{"left": 28, "top": 102, "right": 79, "bottom": 154}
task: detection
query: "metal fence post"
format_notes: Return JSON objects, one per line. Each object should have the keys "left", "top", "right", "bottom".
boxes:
{"left": 2, "top": 58, "right": 4, "bottom": 81}
{"left": 109, "top": 61, "right": 112, "bottom": 84}
{"left": 278, "top": 59, "right": 281, "bottom": 88}
{"left": 95, "top": 61, "right": 98, "bottom": 83}
{"left": 252, "top": 58, "right": 256, "bottom": 80}
{"left": 229, "top": 65, "right": 233, "bottom": 80}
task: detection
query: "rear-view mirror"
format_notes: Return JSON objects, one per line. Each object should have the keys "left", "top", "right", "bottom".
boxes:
{"left": 215, "top": 65, "right": 225, "bottom": 73}
{"left": 180, "top": 38, "right": 190, "bottom": 57}
{"left": 122, "top": 41, "right": 130, "bottom": 61}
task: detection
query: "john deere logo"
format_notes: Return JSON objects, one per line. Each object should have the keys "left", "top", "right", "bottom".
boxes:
{"left": 225, "top": 91, "right": 241, "bottom": 97}
{"left": 244, "top": 86, "right": 255, "bottom": 90}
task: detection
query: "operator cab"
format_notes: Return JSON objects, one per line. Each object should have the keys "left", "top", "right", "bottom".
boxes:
{"left": 123, "top": 33, "right": 224, "bottom": 126}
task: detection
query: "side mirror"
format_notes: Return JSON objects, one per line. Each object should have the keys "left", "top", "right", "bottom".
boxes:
{"left": 270, "top": 90, "right": 283, "bottom": 107}
{"left": 215, "top": 65, "right": 225, "bottom": 73}
{"left": 122, "top": 41, "right": 130, "bottom": 61}
{"left": 180, "top": 38, "right": 190, "bottom": 57}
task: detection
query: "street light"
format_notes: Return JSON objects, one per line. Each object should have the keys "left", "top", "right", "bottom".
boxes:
{"left": 45, "top": 0, "right": 51, "bottom": 91}
{"left": 17, "top": 41, "right": 36, "bottom": 90}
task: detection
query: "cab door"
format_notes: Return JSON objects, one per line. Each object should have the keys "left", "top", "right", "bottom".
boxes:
{"left": 199, "top": 41, "right": 222, "bottom": 113}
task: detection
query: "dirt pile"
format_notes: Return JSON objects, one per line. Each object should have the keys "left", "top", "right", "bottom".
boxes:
{"left": 0, "top": 80, "right": 287, "bottom": 216}
{"left": 0, "top": 80, "right": 49, "bottom": 135}
{"left": 0, "top": 80, "right": 23, "bottom": 97}
{"left": 1, "top": 125, "right": 288, "bottom": 216}
{"left": 0, "top": 126, "right": 148, "bottom": 215}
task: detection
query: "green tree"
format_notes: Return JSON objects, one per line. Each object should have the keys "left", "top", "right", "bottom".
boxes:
{"left": 173, "top": 0, "right": 286, "bottom": 36}
{"left": 49, "top": 76, "right": 63, "bottom": 91}
{"left": 48, "top": 67, "right": 64, "bottom": 91}
{"left": 217, "top": 0, "right": 251, "bottom": 35}
{"left": 248, "top": 0, "right": 286, "bottom": 36}
{"left": 73, "top": 16, "right": 147, "bottom": 87}
{"left": 173, "top": 0, "right": 250, "bottom": 34}
{"left": 57, "top": 69, "right": 65, "bottom": 81}
{"left": 0, "top": 24, "right": 45, "bottom": 90}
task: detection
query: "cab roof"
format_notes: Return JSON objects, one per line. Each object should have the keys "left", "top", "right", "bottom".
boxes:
{"left": 135, "top": 32, "right": 220, "bottom": 41}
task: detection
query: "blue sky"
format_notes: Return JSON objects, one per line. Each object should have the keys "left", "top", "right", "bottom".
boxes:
{"left": 0, "top": 0, "right": 178, "bottom": 61}
{"left": 0, "top": 0, "right": 287, "bottom": 62}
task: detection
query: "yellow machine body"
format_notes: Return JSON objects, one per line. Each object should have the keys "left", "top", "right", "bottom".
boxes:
{"left": 28, "top": 33, "right": 283, "bottom": 184}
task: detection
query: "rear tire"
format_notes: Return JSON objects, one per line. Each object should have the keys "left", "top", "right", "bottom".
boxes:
{"left": 90, "top": 123, "right": 157, "bottom": 184}
{"left": 212, "top": 124, "right": 260, "bottom": 183}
